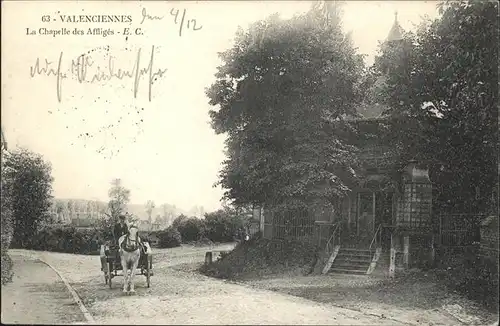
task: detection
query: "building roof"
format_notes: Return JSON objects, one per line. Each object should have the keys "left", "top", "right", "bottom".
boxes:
{"left": 387, "top": 11, "right": 404, "bottom": 42}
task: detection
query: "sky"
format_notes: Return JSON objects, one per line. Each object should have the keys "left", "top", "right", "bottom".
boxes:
{"left": 1, "top": 1, "right": 439, "bottom": 213}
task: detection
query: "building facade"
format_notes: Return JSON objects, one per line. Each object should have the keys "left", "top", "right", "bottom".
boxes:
{"left": 255, "top": 13, "right": 435, "bottom": 276}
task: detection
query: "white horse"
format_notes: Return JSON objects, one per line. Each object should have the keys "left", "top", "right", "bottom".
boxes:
{"left": 118, "top": 226, "right": 142, "bottom": 294}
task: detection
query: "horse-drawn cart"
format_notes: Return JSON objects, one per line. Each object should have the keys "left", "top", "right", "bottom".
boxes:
{"left": 100, "top": 242, "right": 153, "bottom": 289}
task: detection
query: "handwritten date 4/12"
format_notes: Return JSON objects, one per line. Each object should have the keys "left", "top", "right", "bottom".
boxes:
{"left": 170, "top": 8, "right": 202, "bottom": 37}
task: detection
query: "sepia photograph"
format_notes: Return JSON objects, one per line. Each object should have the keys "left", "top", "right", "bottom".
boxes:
{"left": 1, "top": 0, "right": 498, "bottom": 325}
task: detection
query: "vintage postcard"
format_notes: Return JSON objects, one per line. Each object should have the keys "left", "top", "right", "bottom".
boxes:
{"left": 1, "top": 1, "right": 498, "bottom": 325}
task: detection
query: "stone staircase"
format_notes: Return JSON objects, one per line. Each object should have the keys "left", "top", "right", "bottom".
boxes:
{"left": 328, "top": 248, "right": 374, "bottom": 275}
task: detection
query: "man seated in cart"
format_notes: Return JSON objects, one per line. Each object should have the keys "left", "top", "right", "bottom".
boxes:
{"left": 113, "top": 214, "right": 129, "bottom": 246}
{"left": 113, "top": 214, "right": 148, "bottom": 257}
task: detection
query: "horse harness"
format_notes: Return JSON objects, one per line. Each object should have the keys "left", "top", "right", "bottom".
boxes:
{"left": 120, "top": 233, "right": 141, "bottom": 252}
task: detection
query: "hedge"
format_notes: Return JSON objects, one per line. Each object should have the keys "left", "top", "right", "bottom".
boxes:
{"left": 17, "top": 226, "right": 101, "bottom": 255}
{"left": 7, "top": 212, "right": 249, "bottom": 256}
{"left": 156, "top": 226, "right": 182, "bottom": 248}
{"left": 204, "top": 212, "right": 243, "bottom": 243}
{"left": 176, "top": 217, "right": 206, "bottom": 242}
{"left": 1, "top": 172, "right": 14, "bottom": 285}
{"left": 1, "top": 252, "right": 13, "bottom": 285}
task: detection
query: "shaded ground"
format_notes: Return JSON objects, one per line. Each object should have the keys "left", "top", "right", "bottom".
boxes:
{"left": 9, "top": 246, "right": 401, "bottom": 325}
{"left": 196, "top": 238, "right": 498, "bottom": 326}
{"left": 239, "top": 271, "right": 499, "bottom": 326}
{"left": 1, "top": 254, "right": 86, "bottom": 325}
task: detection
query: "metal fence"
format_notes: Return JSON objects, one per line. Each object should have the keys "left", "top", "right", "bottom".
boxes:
{"left": 270, "top": 207, "right": 316, "bottom": 240}
{"left": 438, "top": 213, "right": 483, "bottom": 247}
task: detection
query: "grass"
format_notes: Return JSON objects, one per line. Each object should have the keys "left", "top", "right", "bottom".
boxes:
{"left": 199, "top": 236, "right": 319, "bottom": 280}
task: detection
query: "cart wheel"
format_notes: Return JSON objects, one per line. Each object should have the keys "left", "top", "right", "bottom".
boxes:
{"left": 146, "top": 258, "right": 151, "bottom": 288}
{"left": 108, "top": 262, "right": 113, "bottom": 289}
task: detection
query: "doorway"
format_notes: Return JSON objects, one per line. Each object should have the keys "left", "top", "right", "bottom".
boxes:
{"left": 375, "top": 192, "right": 394, "bottom": 250}
{"left": 357, "top": 192, "right": 376, "bottom": 245}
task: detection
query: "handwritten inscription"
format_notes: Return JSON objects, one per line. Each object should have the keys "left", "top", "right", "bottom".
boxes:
{"left": 170, "top": 8, "right": 202, "bottom": 36}
{"left": 29, "top": 46, "right": 167, "bottom": 103}
{"left": 140, "top": 7, "right": 163, "bottom": 24}
{"left": 140, "top": 7, "right": 202, "bottom": 36}
{"left": 30, "top": 53, "right": 66, "bottom": 102}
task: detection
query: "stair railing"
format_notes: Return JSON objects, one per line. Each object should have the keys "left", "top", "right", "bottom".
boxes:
{"left": 369, "top": 224, "right": 382, "bottom": 251}
{"left": 325, "top": 222, "right": 340, "bottom": 256}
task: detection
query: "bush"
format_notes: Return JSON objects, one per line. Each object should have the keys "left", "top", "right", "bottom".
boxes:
{"left": 1, "top": 252, "right": 14, "bottom": 285}
{"left": 19, "top": 226, "right": 100, "bottom": 255}
{"left": 177, "top": 217, "right": 205, "bottom": 242}
{"left": 172, "top": 214, "right": 189, "bottom": 229}
{"left": 1, "top": 181, "right": 14, "bottom": 253}
{"left": 204, "top": 207, "right": 253, "bottom": 243}
{"left": 204, "top": 209, "right": 242, "bottom": 243}
{"left": 1, "top": 166, "right": 15, "bottom": 285}
{"left": 157, "top": 226, "right": 182, "bottom": 248}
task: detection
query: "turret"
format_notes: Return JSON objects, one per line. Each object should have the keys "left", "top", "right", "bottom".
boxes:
{"left": 387, "top": 11, "right": 404, "bottom": 43}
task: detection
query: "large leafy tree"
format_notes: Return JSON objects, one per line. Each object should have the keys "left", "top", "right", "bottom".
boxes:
{"left": 107, "top": 178, "right": 131, "bottom": 222}
{"left": 311, "top": 0, "right": 345, "bottom": 27}
{"left": 371, "top": 0, "right": 498, "bottom": 213}
{"left": 3, "top": 148, "right": 54, "bottom": 247}
{"left": 207, "top": 9, "right": 364, "bottom": 210}
{"left": 95, "top": 178, "right": 132, "bottom": 239}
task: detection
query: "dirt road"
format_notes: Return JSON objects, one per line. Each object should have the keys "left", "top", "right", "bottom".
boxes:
{"left": 1, "top": 254, "right": 86, "bottom": 325}
{"left": 7, "top": 247, "right": 403, "bottom": 325}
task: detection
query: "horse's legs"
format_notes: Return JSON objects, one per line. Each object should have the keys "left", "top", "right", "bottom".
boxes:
{"left": 129, "top": 252, "right": 140, "bottom": 293}
{"left": 120, "top": 255, "right": 128, "bottom": 293}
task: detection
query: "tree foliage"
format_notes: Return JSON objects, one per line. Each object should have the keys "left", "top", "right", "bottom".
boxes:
{"left": 207, "top": 9, "right": 364, "bottom": 209}
{"left": 3, "top": 148, "right": 54, "bottom": 247}
{"left": 172, "top": 214, "right": 189, "bottom": 230}
{"left": 311, "top": 0, "right": 345, "bottom": 28}
{"left": 1, "top": 160, "right": 14, "bottom": 254}
{"left": 176, "top": 217, "right": 206, "bottom": 242}
{"left": 145, "top": 200, "right": 155, "bottom": 223}
{"left": 157, "top": 226, "right": 182, "bottom": 248}
{"left": 107, "top": 178, "right": 130, "bottom": 222}
{"left": 370, "top": 0, "right": 498, "bottom": 213}
{"left": 204, "top": 205, "right": 250, "bottom": 242}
